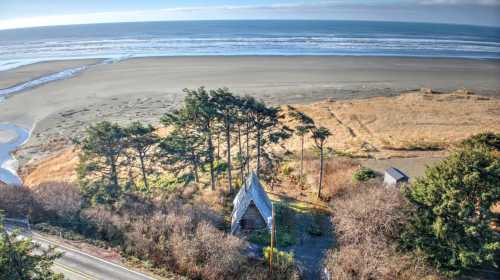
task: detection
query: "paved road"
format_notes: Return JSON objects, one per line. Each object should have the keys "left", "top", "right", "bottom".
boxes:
{"left": 33, "top": 232, "right": 157, "bottom": 280}
{"left": 7, "top": 225, "right": 158, "bottom": 280}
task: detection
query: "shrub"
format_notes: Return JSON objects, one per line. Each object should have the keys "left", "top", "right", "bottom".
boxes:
{"left": 81, "top": 206, "right": 125, "bottom": 246}
{"left": 170, "top": 221, "right": 246, "bottom": 280}
{"left": 0, "top": 181, "right": 270, "bottom": 279}
{"left": 31, "top": 182, "right": 81, "bottom": 218}
{"left": 117, "top": 198, "right": 255, "bottom": 280}
{"left": 33, "top": 223, "right": 109, "bottom": 248}
{"left": 0, "top": 186, "right": 35, "bottom": 219}
{"left": 147, "top": 173, "right": 181, "bottom": 193}
{"left": 324, "top": 183, "right": 441, "bottom": 279}
{"left": 401, "top": 147, "right": 500, "bottom": 276}
{"left": 280, "top": 163, "right": 294, "bottom": 176}
{"left": 331, "top": 183, "right": 407, "bottom": 245}
{"left": 263, "top": 247, "right": 300, "bottom": 280}
{"left": 325, "top": 244, "right": 438, "bottom": 280}
{"left": 460, "top": 132, "right": 500, "bottom": 151}
{"left": 352, "top": 167, "right": 377, "bottom": 182}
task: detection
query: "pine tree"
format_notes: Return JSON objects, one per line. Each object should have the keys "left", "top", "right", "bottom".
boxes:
{"left": 211, "top": 88, "right": 238, "bottom": 193}
{"left": 0, "top": 215, "right": 64, "bottom": 280}
{"left": 182, "top": 87, "right": 218, "bottom": 191}
{"left": 161, "top": 105, "right": 208, "bottom": 183}
{"left": 401, "top": 146, "right": 500, "bottom": 276}
{"left": 76, "top": 121, "right": 127, "bottom": 204}
{"left": 311, "top": 127, "right": 331, "bottom": 198}
{"left": 244, "top": 96, "right": 290, "bottom": 176}
{"left": 124, "top": 121, "right": 158, "bottom": 191}
{"left": 288, "top": 108, "right": 315, "bottom": 181}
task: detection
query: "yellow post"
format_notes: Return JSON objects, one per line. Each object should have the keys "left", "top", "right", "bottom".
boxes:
{"left": 269, "top": 204, "right": 275, "bottom": 274}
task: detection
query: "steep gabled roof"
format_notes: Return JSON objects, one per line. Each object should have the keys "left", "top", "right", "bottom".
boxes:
{"left": 231, "top": 172, "right": 272, "bottom": 234}
{"left": 385, "top": 167, "right": 409, "bottom": 181}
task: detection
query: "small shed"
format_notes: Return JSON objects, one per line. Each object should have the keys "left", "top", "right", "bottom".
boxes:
{"left": 231, "top": 172, "right": 272, "bottom": 234}
{"left": 384, "top": 167, "right": 409, "bottom": 187}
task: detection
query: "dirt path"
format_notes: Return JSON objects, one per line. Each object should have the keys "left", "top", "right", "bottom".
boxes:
{"left": 271, "top": 194, "right": 335, "bottom": 280}
{"left": 360, "top": 156, "right": 444, "bottom": 180}
{"left": 288, "top": 211, "right": 334, "bottom": 280}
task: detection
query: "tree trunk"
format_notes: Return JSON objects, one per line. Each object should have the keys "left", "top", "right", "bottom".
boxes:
{"left": 139, "top": 152, "right": 148, "bottom": 190}
{"left": 109, "top": 158, "right": 121, "bottom": 199}
{"left": 226, "top": 124, "right": 233, "bottom": 193}
{"left": 111, "top": 160, "right": 119, "bottom": 187}
{"left": 300, "top": 135, "right": 304, "bottom": 180}
{"left": 193, "top": 164, "right": 199, "bottom": 183}
{"left": 246, "top": 122, "right": 250, "bottom": 175}
{"left": 217, "top": 131, "right": 221, "bottom": 160}
{"left": 318, "top": 143, "right": 324, "bottom": 199}
{"left": 256, "top": 128, "right": 261, "bottom": 176}
{"left": 126, "top": 156, "right": 134, "bottom": 189}
{"left": 192, "top": 151, "right": 199, "bottom": 183}
{"left": 238, "top": 124, "right": 244, "bottom": 184}
{"left": 207, "top": 131, "right": 216, "bottom": 191}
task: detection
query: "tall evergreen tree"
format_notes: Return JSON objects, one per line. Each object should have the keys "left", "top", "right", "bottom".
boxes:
{"left": 211, "top": 88, "right": 238, "bottom": 193}
{"left": 244, "top": 96, "right": 290, "bottom": 176}
{"left": 296, "top": 126, "right": 310, "bottom": 180}
{"left": 253, "top": 101, "right": 269, "bottom": 176}
{"left": 124, "top": 121, "right": 158, "bottom": 190}
{"left": 240, "top": 96, "right": 256, "bottom": 175}
{"left": 159, "top": 130, "right": 205, "bottom": 184}
{"left": 288, "top": 108, "right": 315, "bottom": 180}
{"left": 182, "top": 87, "right": 218, "bottom": 190}
{"left": 311, "top": 127, "right": 331, "bottom": 198}
{"left": 77, "top": 121, "right": 127, "bottom": 203}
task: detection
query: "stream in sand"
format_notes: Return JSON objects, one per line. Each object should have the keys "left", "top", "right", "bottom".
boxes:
{"left": 0, "top": 124, "right": 29, "bottom": 186}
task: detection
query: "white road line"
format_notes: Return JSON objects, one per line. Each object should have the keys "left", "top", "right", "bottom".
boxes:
{"left": 53, "top": 262, "right": 97, "bottom": 280}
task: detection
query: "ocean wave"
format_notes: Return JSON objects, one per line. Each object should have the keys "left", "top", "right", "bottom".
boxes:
{"left": 1, "top": 36, "right": 499, "bottom": 60}
{"left": 1, "top": 20, "right": 499, "bottom": 63}
{"left": 1, "top": 31, "right": 499, "bottom": 74}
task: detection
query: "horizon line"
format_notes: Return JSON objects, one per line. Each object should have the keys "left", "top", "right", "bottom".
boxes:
{"left": 1, "top": 19, "right": 499, "bottom": 32}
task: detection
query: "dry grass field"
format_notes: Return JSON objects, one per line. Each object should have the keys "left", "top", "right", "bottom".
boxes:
{"left": 284, "top": 89, "right": 500, "bottom": 159}
{"left": 22, "top": 148, "right": 79, "bottom": 187}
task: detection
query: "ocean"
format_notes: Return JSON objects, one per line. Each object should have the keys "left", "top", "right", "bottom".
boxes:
{"left": 0, "top": 20, "right": 499, "bottom": 71}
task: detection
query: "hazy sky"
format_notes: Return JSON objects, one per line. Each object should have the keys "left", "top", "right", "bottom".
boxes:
{"left": 1, "top": 0, "right": 500, "bottom": 30}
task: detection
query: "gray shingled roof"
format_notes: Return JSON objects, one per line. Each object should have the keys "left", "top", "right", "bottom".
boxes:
{"left": 231, "top": 172, "right": 272, "bottom": 234}
{"left": 385, "top": 167, "right": 408, "bottom": 181}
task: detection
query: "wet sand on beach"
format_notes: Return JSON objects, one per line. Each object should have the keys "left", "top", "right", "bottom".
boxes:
{"left": 0, "top": 59, "right": 102, "bottom": 89}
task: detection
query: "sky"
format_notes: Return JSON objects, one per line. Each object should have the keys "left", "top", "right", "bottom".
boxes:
{"left": 1, "top": 0, "right": 500, "bottom": 30}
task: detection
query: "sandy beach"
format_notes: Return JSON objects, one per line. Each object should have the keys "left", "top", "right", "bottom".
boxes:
{"left": 0, "top": 55, "right": 499, "bottom": 169}
{"left": 0, "top": 59, "right": 102, "bottom": 89}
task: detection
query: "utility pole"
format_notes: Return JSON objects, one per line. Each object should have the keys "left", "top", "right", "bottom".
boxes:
{"left": 269, "top": 204, "right": 275, "bottom": 274}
